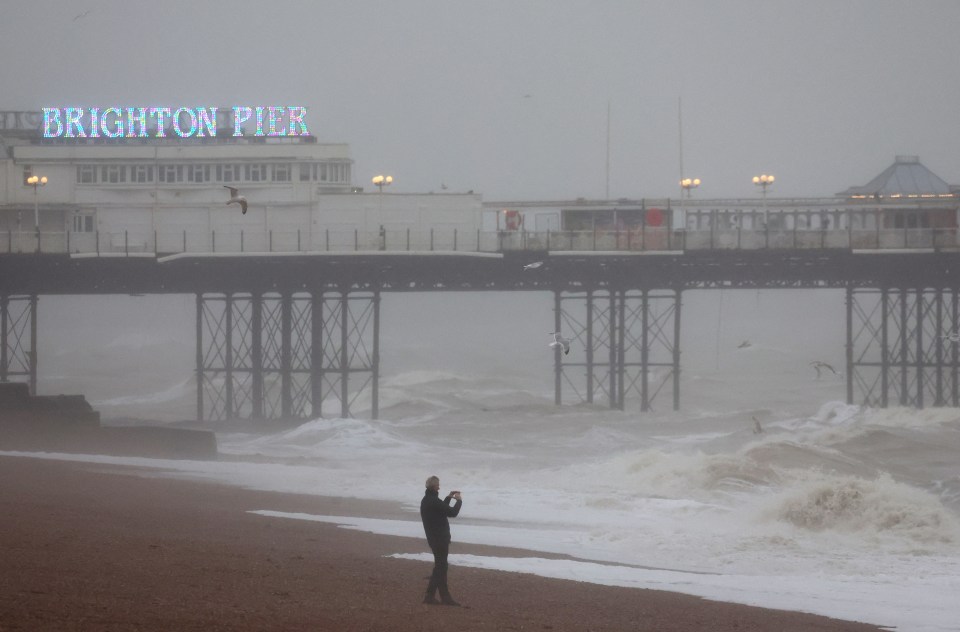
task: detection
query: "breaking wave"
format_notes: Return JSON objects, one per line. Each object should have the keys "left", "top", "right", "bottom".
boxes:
{"left": 767, "top": 472, "right": 960, "bottom": 546}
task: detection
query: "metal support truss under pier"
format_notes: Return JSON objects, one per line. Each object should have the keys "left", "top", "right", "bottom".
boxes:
{"left": 848, "top": 286, "right": 960, "bottom": 408}
{"left": 196, "top": 290, "right": 380, "bottom": 423}
{"left": 10, "top": 251, "right": 960, "bottom": 418}
{"left": 553, "top": 289, "right": 682, "bottom": 411}
{"left": 0, "top": 294, "right": 37, "bottom": 395}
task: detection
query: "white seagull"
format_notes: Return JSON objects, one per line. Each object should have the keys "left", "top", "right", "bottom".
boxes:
{"left": 943, "top": 331, "right": 960, "bottom": 343}
{"left": 549, "top": 331, "right": 570, "bottom": 355}
{"left": 523, "top": 261, "right": 544, "bottom": 271}
{"left": 810, "top": 360, "right": 837, "bottom": 378}
{"left": 224, "top": 186, "right": 248, "bottom": 214}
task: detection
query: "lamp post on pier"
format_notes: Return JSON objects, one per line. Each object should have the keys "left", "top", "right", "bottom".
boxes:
{"left": 372, "top": 174, "right": 392, "bottom": 211}
{"left": 680, "top": 177, "right": 700, "bottom": 198}
{"left": 753, "top": 173, "right": 774, "bottom": 228}
{"left": 371, "top": 174, "right": 393, "bottom": 193}
{"left": 26, "top": 175, "right": 48, "bottom": 251}
{"left": 372, "top": 175, "right": 393, "bottom": 249}
{"left": 752, "top": 174, "right": 774, "bottom": 199}
{"left": 372, "top": 174, "right": 393, "bottom": 196}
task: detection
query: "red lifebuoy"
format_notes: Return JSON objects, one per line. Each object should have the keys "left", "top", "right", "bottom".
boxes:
{"left": 503, "top": 209, "right": 522, "bottom": 230}
{"left": 646, "top": 207, "right": 663, "bottom": 227}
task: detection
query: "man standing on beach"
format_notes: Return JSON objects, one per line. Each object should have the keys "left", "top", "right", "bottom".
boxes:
{"left": 420, "top": 475, "right": 462, "bottom": 606}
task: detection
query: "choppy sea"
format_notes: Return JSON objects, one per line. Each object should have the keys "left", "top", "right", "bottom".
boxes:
{"left": 11, "top": 289, "right": 960, "bottom": 631}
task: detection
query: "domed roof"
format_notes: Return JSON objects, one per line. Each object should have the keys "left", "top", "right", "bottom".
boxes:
{"left": 837, "top": 155, "right": 954, "bottom": 198}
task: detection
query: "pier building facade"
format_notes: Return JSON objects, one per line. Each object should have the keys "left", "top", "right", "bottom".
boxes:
{"left": 0, "top": 109, "right": 482, "bottom": 255}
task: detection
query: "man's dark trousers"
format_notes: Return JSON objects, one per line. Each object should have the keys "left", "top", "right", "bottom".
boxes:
{"left": 426, "top": 538, "right": 451, "bottom": 600}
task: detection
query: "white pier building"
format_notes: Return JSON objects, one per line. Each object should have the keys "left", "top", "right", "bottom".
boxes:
{"left": 0, "top": 109, "right": 482, "bottom": 254}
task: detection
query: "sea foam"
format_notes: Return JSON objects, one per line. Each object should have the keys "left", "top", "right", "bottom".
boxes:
{"left": 766, "top": 472, "right": 960, "bottom": 548}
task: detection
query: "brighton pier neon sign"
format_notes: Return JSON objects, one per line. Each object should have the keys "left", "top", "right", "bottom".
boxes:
{"left": 41, "top": 106, "right": 310, "bottom": 138}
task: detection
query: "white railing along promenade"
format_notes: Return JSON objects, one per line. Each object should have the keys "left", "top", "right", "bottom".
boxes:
{"left": 1, "top": 224, "right": 959, "bottom": 256}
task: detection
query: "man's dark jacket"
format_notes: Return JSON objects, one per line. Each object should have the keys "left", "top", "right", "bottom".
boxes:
{"left": 420, "top": 489, "right": 462, "bottom": 547}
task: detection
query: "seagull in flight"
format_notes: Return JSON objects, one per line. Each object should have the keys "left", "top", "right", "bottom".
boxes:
{"left": 549, "top": 332, "right": 570, "bottom": 355}
{"left": 737, "top": 340, "right": 751, "bottom": 349}
{"left": 224, "top": 186, "right": 248, "bottom": 214}
{"left": 810, "top": 361, "right": 837, "bottom": 378}
{"left": 943, "top": 331, "right": 960, "bottom": 343}
{"left": 523, "top": 261, "right": 544, "bottom": 271}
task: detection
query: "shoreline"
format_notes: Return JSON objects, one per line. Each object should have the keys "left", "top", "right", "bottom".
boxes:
{"left": 0, "top": 454, "right": 885, "bottom": 631}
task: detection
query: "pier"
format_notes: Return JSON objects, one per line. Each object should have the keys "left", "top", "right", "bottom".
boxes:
{"left": 3, "top": 235, "right": 960, "bottom": 422}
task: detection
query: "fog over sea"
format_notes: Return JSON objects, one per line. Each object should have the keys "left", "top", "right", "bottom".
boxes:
{"left": 13, "top": 289, "right": 960, "bottom": 631}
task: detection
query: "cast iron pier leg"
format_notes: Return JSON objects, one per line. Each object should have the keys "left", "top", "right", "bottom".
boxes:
{"left": 618, "top": 291, "right": 627, "bottom": 411}
{"left": 639, "top": 290, "right": 648, "bottom": 412}
{"left": 29, "top": 295, "right": 37, "bottom": 394}
{"left": 281, "top": 293, "right": 292, "bottom": 419}
{"left": 372, "top": 290, "right": 381, "bottom": 420}
{"left": 0, "top": 295, "right": 38, "bottom": 394}
{"left": 195, "top": 293, "right": 203, "bottom": 421}
{"left": 225, "top": 294, "right": 234, "bottom": 419}
{"left": 954, "top": 289, "right": 959, "bottom": 407}
{"left": 845, "top": 286, "right": 853, "bottom": 405}
{"left": 340, "top": 292, "right": 350, "bottom": 418}
{"left": 554, "top": 290, "right": 562, "bottom": 406}
{"left": 881, "top": 288, "right": 889, "bottom": 408}
{"left": 1, "top": 296, "right": 7, "bottom": 384}
{"left": 608, "top": 292, "right": 617, "bottom": 408}
{"left": 585, "top": 290, "right": 594, "bottom": 404}
{"left": 673, "top": 289, "right": 682, "bottom": 411}
{"left": 252, "top": 293, "right": 263, "bottom": 419}
{"left": 311, "top": 292, "right": 324, "bottom": 418}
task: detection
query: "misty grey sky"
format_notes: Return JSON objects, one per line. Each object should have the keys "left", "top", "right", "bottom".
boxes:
{"left": 2, "top": 0, "right": 959, "bottom": 201}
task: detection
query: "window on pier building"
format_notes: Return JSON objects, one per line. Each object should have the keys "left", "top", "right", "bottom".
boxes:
{"left": 158, "top": 164, "right": 182, "bottom": 183}
{"left": 217, "top": 164, "right": 241, "bottom": 183}
{"left": 72, "top": 214, "right": 94, "bottom": 233}
{"left": 186, "top": 164, "right": 210, "bottom": 183}
{"left": 131, "top": 164, "right": 154, "bottom": 183}
{"left": 851, "top": 210, "right": 880, "bottom": 230}
{"left": 892, "top": 211, "right": 929, "bottom": 229}
{"left": 297, "top": 162, "right": 348, "bottom": 183}
{"left": 77, "top": 165, "right": 97, "bottom": 184}
{"left": 101, "top": 165, "right": 127, "bottom": 184}
{"left": 245, "top": 163, "right": 267, "bottom": 182}
{"left": 273, "top": 163, "right": 291, "bottom": 182}
{"left": 22, "top": 165, "right": 33, "bottom": 185}
{"left": 321, "top": 162, "right": 349, "bottom": 183}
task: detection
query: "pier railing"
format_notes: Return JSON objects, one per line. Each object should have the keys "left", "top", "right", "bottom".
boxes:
{"left": 2, "top": 224, "right": 958, "bottom": 256}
